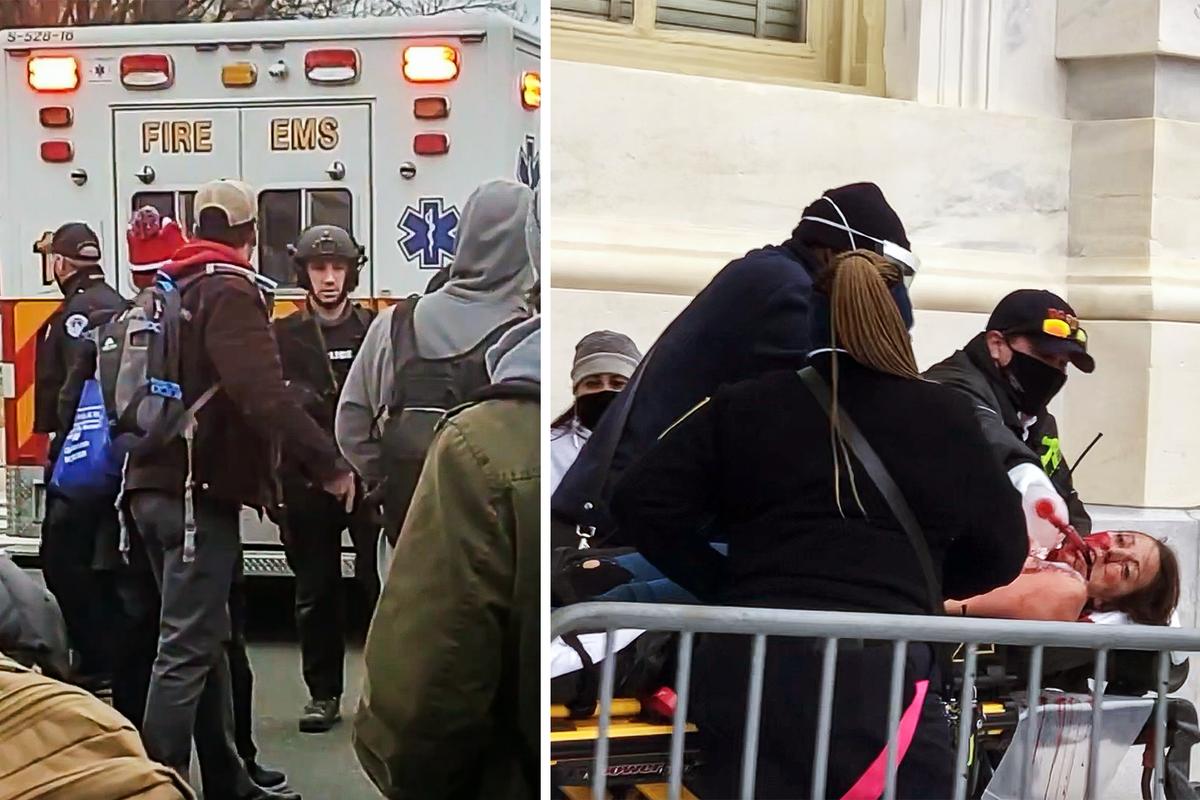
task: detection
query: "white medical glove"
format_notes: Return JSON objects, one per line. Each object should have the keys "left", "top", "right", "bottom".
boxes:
{"left": 1008, "top": 462, "right": 1068, "bottom": 558}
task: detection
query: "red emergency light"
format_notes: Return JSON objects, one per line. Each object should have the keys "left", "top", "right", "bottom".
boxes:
{"left": 39, "top": 106, "right": 73, "bottom": 128}
{"left": 403, "top": 46, "right": 459, "bottom": 83}
{"left": 413, "top": 132, "right": 449, "bottom": 155}
{"left": 305, "top": 48, "right": 360, "bottom": 85}
{"left": 120, "top": 53, "right": 174, "bottom": 89}
{"left": 28, "top": 56, "right": 79, "bottom": 92}
{"left": 413, "top": 97, "right": 450, "bottom": 119}
{"left": 40, "top": 140, "right": 74, "bottom": 163}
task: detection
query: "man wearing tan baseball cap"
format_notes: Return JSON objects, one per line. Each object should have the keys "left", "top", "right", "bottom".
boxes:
{"left": 124, "top": 177, "right": 353, "bottom": 798}
{"left": 193, "top": 178, "right": 258, "bottom": 228}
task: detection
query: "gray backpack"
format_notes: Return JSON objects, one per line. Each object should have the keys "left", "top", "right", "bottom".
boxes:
{"left": 94, "top": 264, "right": 256, "bottom": 455}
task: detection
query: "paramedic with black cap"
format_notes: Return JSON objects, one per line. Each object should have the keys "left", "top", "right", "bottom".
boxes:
{"left": 924, "top": 289, "right": 1096, "bottom": 548}
{"left": 34, "top": 221, "right": 126, "bottom": 686}
{"left": 273, "top": 223, "right": 379, "bottom": 734}
{"left": 550, "top": 181, "right": 917, "bottom": 548}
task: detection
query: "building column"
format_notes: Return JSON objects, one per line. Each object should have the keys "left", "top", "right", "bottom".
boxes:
{"left": 1057, "top": 0, "right": 1200, "bottom": 508}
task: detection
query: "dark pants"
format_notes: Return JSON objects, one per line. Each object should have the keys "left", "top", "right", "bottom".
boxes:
{"left": 110, "top": 538, "right": 160, "bottom": 730}
{"left": 116, "top": 510, "right": 263, "bottom": 774}
{"left": 691, "top": 635, "right": 953, "bottom": 799}
{"left": 132, "top": 489, "right": 245, "bottom": 793}
{"left": 40, "top": 491, "right": 120, "bottom": 677}
{"left": 282, "top": 484, "right": 377, "bottom": 700}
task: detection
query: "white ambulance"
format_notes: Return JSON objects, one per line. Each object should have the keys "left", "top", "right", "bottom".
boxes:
{"left": 0, "top": 12, "right": 540, "bottom": 575}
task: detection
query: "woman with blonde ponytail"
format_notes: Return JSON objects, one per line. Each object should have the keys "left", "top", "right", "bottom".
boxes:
{"left": 611, "top": 249, "right": 1029, "bottom": 799}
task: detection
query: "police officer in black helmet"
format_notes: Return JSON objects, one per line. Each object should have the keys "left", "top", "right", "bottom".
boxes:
{"left": 273, "top": 224, "right": 379, "bottom": 733}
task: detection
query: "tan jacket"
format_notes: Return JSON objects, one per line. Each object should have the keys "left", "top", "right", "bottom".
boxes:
{"left": 0, "top": 654, "right": 194, "bottom": 799}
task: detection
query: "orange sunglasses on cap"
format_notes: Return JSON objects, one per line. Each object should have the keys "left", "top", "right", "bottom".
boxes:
{"left": 1041, "top": 313, "right": 1087, "bottom": 345}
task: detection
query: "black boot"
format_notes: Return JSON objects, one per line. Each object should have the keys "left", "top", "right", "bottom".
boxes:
{"left": 298, "top": 697, "right": 341, "bottom": 733}
{"left": 245, "top": 759, "right": 287, "bottom": 789}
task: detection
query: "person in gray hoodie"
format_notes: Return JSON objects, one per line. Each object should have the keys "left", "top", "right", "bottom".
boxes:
{"left": 353, "top": 190, "right": 540, "bottom": 800}
{"left": 335, "top": 179, "right": 535, "bottom": 584}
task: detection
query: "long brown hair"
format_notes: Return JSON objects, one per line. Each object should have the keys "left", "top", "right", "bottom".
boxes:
{"left": 816, "top": 249, "right": 919, "bottom": 380}
{"left": 1108, "top": 534, "right": 1180, "bottom": 626}
{"left": 816, "top": 250, "right": 919, "bottom": 516}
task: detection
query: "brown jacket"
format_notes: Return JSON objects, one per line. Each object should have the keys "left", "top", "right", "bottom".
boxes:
{"left": 127, "top": 240, "right": 345, "bottom": 507}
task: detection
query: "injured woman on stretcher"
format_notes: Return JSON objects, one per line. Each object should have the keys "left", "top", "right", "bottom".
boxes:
{"left": 945, "top": 529, "right": 1180, "bottom": 626}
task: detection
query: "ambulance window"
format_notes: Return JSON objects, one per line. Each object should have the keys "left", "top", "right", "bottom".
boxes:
{"left": 179, "top": 192, "right": 196, "bottom": 235}
{"left": 131, "top": 191, "right": 196, "bottom": 233}
{"left": 132, "top": 192, "right": 175, "bottom": 220}
{"left": 309, "top": 190, "right": 352, "bottom": 232}
{"left": 258, "top": 190, "right": 302, "bottom": 287}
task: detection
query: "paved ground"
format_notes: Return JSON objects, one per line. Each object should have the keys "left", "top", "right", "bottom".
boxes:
{"left": 242, "top": 641, "right": 378, "bottom": 800}
{"left": 236, "top": 579, "right": 381, "bottom": 800}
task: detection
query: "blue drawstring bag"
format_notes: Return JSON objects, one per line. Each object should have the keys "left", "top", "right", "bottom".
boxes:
{"left": 49, "top": 378, "right": 123, "bottom": 500}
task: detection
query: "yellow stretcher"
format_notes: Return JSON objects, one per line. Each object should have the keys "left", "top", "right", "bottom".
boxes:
{"left": 551, "top": 698, "right": 701, "bottom": 799}
{"left": 550, "top": 696, "right": 1023, "bottom": 800}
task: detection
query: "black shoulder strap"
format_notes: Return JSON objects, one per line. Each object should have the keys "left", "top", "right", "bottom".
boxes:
{"left": 387, "top": 297, "right": 420, "bottom": 408}
{"left": 798, "top": 367, "right": 942, "bottom": 615}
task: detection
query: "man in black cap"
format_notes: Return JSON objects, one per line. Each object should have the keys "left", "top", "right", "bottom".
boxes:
{"left": 551, "top": 182, "right": 917, "bottom": 547}
{"left": 924, "top": 289, "right": 1095, "bottom": 546}
{"left": 34, "top": 222, "right": 127, "bottom": 684}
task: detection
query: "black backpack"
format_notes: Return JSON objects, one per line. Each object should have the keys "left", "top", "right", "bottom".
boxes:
{"left": 94, "top": 264, "right": 258, "bottom": 456}
{"left": 378, "top": 297, "right": 519, "bottom": 542}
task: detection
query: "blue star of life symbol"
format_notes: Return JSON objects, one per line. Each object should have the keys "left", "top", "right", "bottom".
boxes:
{"left": 518, "top": 135, "right": 539, "bottom": 190}
{"left": 398, "top": 197, "right": 460, "bottom": 269}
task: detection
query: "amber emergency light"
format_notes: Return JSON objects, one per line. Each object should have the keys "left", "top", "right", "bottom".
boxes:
{"left": 403, "top": 46, "right": 459, "bottom": 83}
{"left": 521, "top": 71, "right": 540, "bottom": 109}
{"left": 222, "top": 62, "right": 258, "bottom": 87}
{"left": 28, "top": 56, "right": 79, "bottom": 92}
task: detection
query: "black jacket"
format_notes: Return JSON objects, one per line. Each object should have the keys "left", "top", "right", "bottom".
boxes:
{"left": 610, "top": 356, "right": 1028, "bottom": 615}
{"left": 35, "top": 268, "right": 126, "bottom": 474}
{"left": 272, "top": 302, "right": 375, "bottom": 436}
{"left": 923, "top": 334, "right": 1091, "bottom": 533}
{"left": 552, "top": 242, "right": 819, "bottom": 544}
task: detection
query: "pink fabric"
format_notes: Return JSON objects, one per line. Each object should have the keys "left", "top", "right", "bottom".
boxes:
{"left": 838, "top": 679, "right": 930, "bottom": 800}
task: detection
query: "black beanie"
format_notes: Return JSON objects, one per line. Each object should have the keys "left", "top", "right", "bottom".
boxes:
{"left": 789, "top": 182, "right": 909, "bottom": 252}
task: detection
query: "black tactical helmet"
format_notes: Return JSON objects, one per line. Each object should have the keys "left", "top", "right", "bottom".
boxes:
{"left": 288, "top": 224, "right": 366, "bottom": 292}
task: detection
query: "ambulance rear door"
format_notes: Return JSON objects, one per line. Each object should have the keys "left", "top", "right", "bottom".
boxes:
{"left": 114, "top": 107, "right": 241, "bottom": 291}
{"left": 240, "top": 104, "right": 372, "bottom": 296}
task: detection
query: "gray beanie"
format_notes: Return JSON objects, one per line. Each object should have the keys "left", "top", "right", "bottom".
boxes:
{"left": 571, "top": 330, "right": 642, "bottom": 388}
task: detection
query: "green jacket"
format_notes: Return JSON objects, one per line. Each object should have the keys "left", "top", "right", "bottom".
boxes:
{"left": 353, "top": 388, "right": 540, "bottom": 800}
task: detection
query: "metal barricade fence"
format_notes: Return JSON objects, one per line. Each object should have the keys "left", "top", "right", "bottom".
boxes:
{"left": 551, "top": 601, "right": 1200, "bottom": 800}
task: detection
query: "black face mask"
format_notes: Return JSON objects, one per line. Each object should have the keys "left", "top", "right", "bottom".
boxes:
{"left": 575, "top": 390, "right": 619, "bottom": 430}
{"left": 1003, "top": 350, "right": 1067, "bottom": 415}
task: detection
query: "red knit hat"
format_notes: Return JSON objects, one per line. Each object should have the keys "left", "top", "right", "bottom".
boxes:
{"left": 127, "top": 206, "right": 186, "bottom": 275}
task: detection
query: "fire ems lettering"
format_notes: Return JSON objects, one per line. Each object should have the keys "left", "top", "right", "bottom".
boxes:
{"left": 270, "top": 117, "right": 340, "bottom": 152}
{"left": 141, "top": 120, "right": 214, "bottom": 154}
